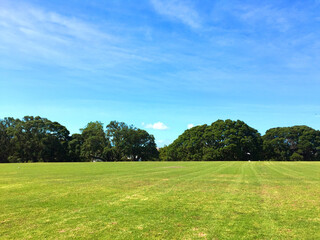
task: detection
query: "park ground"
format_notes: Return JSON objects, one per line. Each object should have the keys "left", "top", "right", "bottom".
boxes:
{"left": 0, "top": 162, "right": 320, "bottom": 239}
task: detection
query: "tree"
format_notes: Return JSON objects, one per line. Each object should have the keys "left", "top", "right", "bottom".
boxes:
{"left": 127, "top": 128, "right": 158, "bottom": 161}
{"left": 164, "top": 124, "right": 208, "bottom": 161}
{"left": 263, "top": 126, "right": 320, "bottom": 161}
{"left": 68, "top": 133, "right": 85, "bottom": 162}
{"left": 80, "top": 121, "right": 111, "bottom": 161}
{"left": 0, "top": 118, "right": 16, "bottom": 163}
{"left": 106, "top": 121, "right": 129, "bottom": 161}
{"left": 159, "top": 145, "right": 169, "bottom": 161}
{"left": 40, "top": 120, "right": 70, "bottom": 162}
{"left": 165, "top": 120, "right": 262, "bottom": 161}
{"left": 106, "top": 121, "right": 158, "bottom": 161}
{"left": 203, "top": 120, "right": 262, "bottom": 161}
{"left": 3, "top": 116, "right": 70, "bottom": 162}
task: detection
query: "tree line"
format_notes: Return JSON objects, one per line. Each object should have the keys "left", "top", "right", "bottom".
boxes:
{"left": 159, "top": 120, "right": 320, "bottom": 161}
{"left": 1, "top": 117, "right": 320, "bottom": 162}
{"left": 0, "top": 116, "right": 158, "bottom": 163}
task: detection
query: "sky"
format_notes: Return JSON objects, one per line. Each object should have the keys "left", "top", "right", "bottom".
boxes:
{"left": 1, "top": 0, "right": 320, "bottom": 147}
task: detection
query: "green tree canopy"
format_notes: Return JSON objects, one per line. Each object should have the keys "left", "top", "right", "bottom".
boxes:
{"left": 262, "top": 126, "right": 320, "bottom": 161}
{"left": 2, "top": 116, "right": 70, "bottom": 162}
{"left": 0, "top": 118, "right": 16, "bottom": 163}
{"left": 106, "top": 121, "right": 158, "bottom": 161}
{"left": 80, "top": 121, "right": 111, "bottom": 161}
{"left": 2, "top": 116, "right": 320, "bottom": 163}
{"left": 163, "top": 119, "right": 262, "bottom": 161}
{"left": 68, "top": 133, "right": 84, "bottom": 162}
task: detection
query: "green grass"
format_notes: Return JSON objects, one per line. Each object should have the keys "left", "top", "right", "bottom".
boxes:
{"left": 1, "top": 162, "right": 320, "bottom": 239}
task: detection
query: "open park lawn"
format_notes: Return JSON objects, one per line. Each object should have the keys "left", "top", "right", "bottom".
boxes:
{"left": 1, "top": 162, "right": 320, "bottom": 239}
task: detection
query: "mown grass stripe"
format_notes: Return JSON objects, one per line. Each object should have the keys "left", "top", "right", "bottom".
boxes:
{"left": 1, "top": 162, "right": 320, "bottom": 239}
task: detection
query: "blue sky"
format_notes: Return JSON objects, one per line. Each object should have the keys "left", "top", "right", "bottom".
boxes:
{"left": 1, "top": 0, "right": 320, "bottom": 146}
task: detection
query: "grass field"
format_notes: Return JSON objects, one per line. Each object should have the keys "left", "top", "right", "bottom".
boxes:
{"left": 0, "top": 162, "right": 320, "bottom": 239}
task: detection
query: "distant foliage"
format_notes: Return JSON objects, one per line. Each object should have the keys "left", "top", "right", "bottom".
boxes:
{"left": 263, "top": 126, "right": 320, "bottom": 161}
{"left": 1, "top": 116, "right": 69, "bottom": 163}
{"left": 80, "top": 121, "right": 111, "bottom": 161}
{"left": 161, "top": 120, "right": 262, "bottom": 161}
{"left": 0, "top": 117, "right": 158, "bottom": 162}
{"left": 106, "top": 121, "right": 158, "bottom": 161}
{"left": 1, "top": 116, "right": 320, "bottom": 162}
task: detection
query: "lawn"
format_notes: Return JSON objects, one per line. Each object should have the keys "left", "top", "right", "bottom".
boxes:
{"left": 0, "top": 162, "right": 320, "bottom": 239}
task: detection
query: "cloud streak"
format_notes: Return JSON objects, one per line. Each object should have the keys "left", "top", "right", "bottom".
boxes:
{"left": 150, "top": 0, "right": 201, "bottom": 29}
{"left": 0, "top": 1, "right": 153, "bottom": 71}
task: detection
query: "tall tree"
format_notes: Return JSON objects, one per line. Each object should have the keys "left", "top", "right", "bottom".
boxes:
{"left": 4, "top": 116, "right": 70, "bottom": 162}
{"left": 106, "top": 121, "right": 129, "bottom": 161}
{"left": 263, "top": 126, "right": 320, "bottom": 161}
{"left": 106, "top": 121, "right": 158, "bottom": 161}
{"left": 80, "top": 121, "right": 111, "bottom": 161}
{"left": 203, "top": 120, "right": 262, "bottom": 161}
{"left": 126, "top": 128, "right": 158, "bottom": 161}
{"left": 68, "top": 133, "right": 85, "bottom": 162}
{"left": 0, "top": 118, "right": 16, "bottom": 163}
{"left": 165, "top": 124, "right": 208, "bottom": 161}
{"left": 164, "top": 120, "right": 262, "bottom": 161}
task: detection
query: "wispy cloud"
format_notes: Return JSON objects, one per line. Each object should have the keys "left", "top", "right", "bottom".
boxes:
{"left": 237, "top": 5, "right": 294, "bottom": 32}
{"left": 143, "top": 122, "right": 169, "bottom": 130}
{"left": 0, "top": 1, "right": 152, "bottom": 71}
{"left": 150, "top": 0, "right": 201, "bottom": 29}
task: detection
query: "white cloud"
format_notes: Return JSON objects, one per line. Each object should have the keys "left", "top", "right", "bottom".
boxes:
{"left": 187, "top": 123, "right": 194, "bottom": 129}
{"left": 143, "top": 121, "right": 169, "bottom": 130}
{"left": 150, "top": 0, "right": 201, "bottom": 29}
